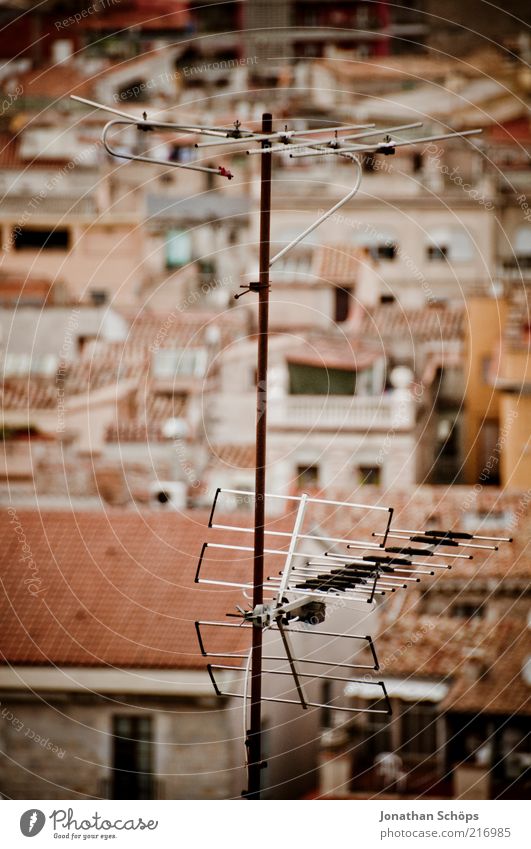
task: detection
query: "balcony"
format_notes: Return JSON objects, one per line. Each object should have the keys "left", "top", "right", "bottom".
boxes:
{"left": 269, "top": 392, "right": 414, "bottom": 432}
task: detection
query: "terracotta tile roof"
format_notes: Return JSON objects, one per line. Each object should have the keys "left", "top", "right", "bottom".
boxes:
{"left": 304, "top": 485, "right": 530, "bottom": 585}
{"left": 78, "top": 3, "right": 190, "bottom": 31}
{"left": 2, "top": 379, "right": 58, "bottom": 410}
{"left": 2, "top": 359, "right": 138, "bottom": 411}
{"left": 359, "top": 304, "right": 464, "bottom": 342}
{"left": 287, "top": 335, "right": 381, "bottom": 371}
{"left": 0, "top": 510, "right": 252, "bottom": 670}
{"left": 374, "top": 613, "right": 531, "bottom": 717}
{"left": 15, "top": 63, "right": 95, "bottom": 100}
{"left": 0, "top": 273, "right": 56, "bottom": 306}
{"left": 313, "top": 244, "right": 373, "bottom": 286}
{"left": 118, "top": 308, "right": 246, "bottom": 352}
{"left": 106, "top": 392, "right": 188, "bottom": 443}
{"left": 209, "top": 444, "right": 256, "bottom": 470}
{"left": 2, "top": 309, "right": 245, "bottom": 416}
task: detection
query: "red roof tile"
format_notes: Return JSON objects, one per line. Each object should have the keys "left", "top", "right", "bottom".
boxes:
{"left": 374, "top": 613, "right": 531, "bottom": 716}
{"left": 209, "top": 444, "right": 256, "bottom": 470}
{"left": 359, "top": 304, "right": 464, "bottom": 342}
{"left": 0, "top": 510, "right": 253, "bottom": 670}
{"left": 313, "top": 244, "right": 374, "bottom": 286}
{"left": 287, "top": 335, "right": 381, "bottom": 371}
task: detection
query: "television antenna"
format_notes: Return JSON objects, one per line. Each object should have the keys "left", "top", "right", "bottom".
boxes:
{"left": 195, "top": 488, "right": 511, "bottom": 795}
{"left": 71, "top": 96, "right": 490, "bottom": 798}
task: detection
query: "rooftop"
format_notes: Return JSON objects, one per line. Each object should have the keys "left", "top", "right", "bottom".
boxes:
{"left": 0, "top": 509, "right": 251, "bottom": 670}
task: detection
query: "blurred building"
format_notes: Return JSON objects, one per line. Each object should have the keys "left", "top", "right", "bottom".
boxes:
{"left": 0, "top": 0, "right": 529, "bottom": 804}
{"left": 315, "top": 486, "right": 531, "bottom": 800}
{"left": 0, "top": 507, "right": 377, "bottom": 800}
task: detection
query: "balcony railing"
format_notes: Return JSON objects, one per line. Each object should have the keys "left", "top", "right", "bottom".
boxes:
{"left": 269, "top": 393, "right": 414, "bottom": 431}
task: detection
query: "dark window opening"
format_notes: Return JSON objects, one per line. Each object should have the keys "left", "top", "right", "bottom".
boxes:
{"left": 477, "top": 420, "right": 500, "bottom": 485}
{"left": 321, "top": 680, "right": 333, "bottom": 729}
{"left": 437, "top": 417, "right": 459, "bottom": 459}
{"left": 89, "top": 290, "right": 108, "bottom": 306}
{"left": 117, "top": 79, "right": 148, "bottom": 102}
{"left": 156, "top": 490, "right": 170, "bottom": 504}
{"left": 400, "top": 702, "right": 437, "bottom": 757}
{"left": 412, "top": 152, "right": 423, "bottom": 173}
{"left": 374, "top": 243, "right": 397, "bottom": 261}
{"left": 296, "top": 464, "right": 319, "bottom": 488}
{"left": 77, "top": 335, "right": 96, "bottom": 353}
{"left": 13, "top": 228, "right": 69, "bottom": 251}
{"left": 356, "top": 708, "right": 392, "bottom": 765}
{"left": 334, "top": 286, "right": 352, "bottom": 322}
{"left": 358, "top": 465, "right": 381, "bottom": 486}
{"left": 289, "top": 362, "right": 355, "bottom": 395}
{"left": 380, "top": 294, "right": 396, "bottom": 305}
{"left": 427, "top": 244, "right": 448, "bottom": 261}
{"left": 451, "top": 602, "right": 485, "bottom": 619}
{"left": 112, "top": 716, "right": 153, "bottom": 799}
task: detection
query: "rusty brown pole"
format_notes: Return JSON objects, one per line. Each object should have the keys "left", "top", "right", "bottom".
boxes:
{"left": 247, "top": 112, "right": 272, "bottom": 799}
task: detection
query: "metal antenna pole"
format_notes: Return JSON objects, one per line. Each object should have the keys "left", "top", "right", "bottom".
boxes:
{"left": 247, "top": 112, "right": 273, "bottom": 799}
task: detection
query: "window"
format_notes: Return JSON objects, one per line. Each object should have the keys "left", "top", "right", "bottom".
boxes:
{"left": 380, "top": 294, "right": 396, "bottom": 305}
{"left": 451, "top": 602, "right": 485, "bottom": 619}
{"left": 462, "top": 509, "right": 513, "bottom": 531}
{"left": 412, "top": 152, "right": 423, "bottom": 173}
{"left": 436, "top": 416, "right": 459, "bottom": 458}
{"left": 427, "top": 244, "right": 448, "bottom": 261}
{"left": 117, "top": 79, "right": 148, "bottom": 102}
{"left": 112, "top": 716, "right": 153, "bottom": 799}
{"left": 13, "top": 227, "right": 69, "bottom": 250}
{"left": 152, "top": 348, "right": 208, "bottom": 379}
{"left": 374, "top": 242, "right": 397, "bottom": 261}
{"left": 197, "top": 258, "right": 217, "bottom": 276}
{"left": 165, "top": 229, "right": 192, "bottom": 269}
{"left": 334, "top": 286, "right": 352, "bottom": 322}
{"left": 352, "top": 226, "right": 398, "bottom": 261}
{"left": 514, "top": 226, "right": 531, "bottom": 261}
{"left": 477, "top": 419, "right": 500, "bottom": 485}
{"left": 296, "top": 464, "right": 319, "bottom": 487}
{"left": 288, "top": 363, "right": 356, "bottom": 395}
{"left": 426, "top": 227, "right": 474, "bottom": 262}
{"left": 90, "top": 289, "right": 107, "bottom": 305}
{"left": 3, "top": 353, "right": 58, "bottom": 377}
{"left": 400, "top": 702, "right": 437, "bottom": 757}
{"left": 364, "top": 708, "right": 392, "bottom": 759}
{"left": 358, "top": 465, "right": 381, "bottom": 485}
{"left": 321, "top": 680, "right": 333, "bottom": 729}
{"left": 481, "top": 355, "right": 492, "bottom": 383}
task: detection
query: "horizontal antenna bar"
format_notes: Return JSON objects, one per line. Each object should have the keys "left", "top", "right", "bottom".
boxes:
{"left": 385, "top": 527, "right": 513, "bottom": 543}
{"left": 211, "top": 663, "right": 385, "bottom": 689}
{"left": 210, "top": 521, "right": 383, "bottom": 550}
{"left": 71, "top": 95, "right": 235, "bottom": 136}
{"left": 214, "top": 487, "right": 392, "bottom": 512}
{"left": 291, "top": 128, "right": 482, "bottom": 159}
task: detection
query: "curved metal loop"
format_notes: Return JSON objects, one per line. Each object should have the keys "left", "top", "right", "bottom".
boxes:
{"left": 269, "top": 154, "right": 363, "bottom": 266}
{"left": 101, "top": 119, "right": 233, "bottom": 178}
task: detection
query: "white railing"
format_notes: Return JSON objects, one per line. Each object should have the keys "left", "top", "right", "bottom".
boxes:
{"left": 269, "top": 393, "right": 414, "bottom": 431}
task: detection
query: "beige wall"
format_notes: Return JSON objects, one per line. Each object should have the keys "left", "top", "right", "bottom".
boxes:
{"left": 500, "top": 393, "right": 531, "bottom": 489}
{"left": 0, "top": 693, "right": 240, "bottom": 800}
{"left": 463, "top": 296, "right": 506, "bottom": 483}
